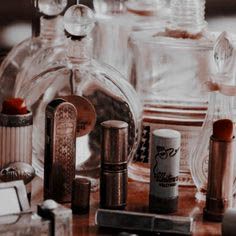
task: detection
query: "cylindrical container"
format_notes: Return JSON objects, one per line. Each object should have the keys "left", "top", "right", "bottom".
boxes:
{"left": 203, "top": 136, "right": 235, "bottom": 222}
{"left": 149, "top": 129, "right": 181, "bottom": 213}
{"left": 44, "top": 98, "right": 77, "bottom": 203}
{"left": 222, "top": 209, "right": 236, "bottom": 236}
{"left": 71, "top": 177, "right": 91, "bottom": 214}
{"left": 100, "top": 120, "right": 128, "bottom": 210}
{"left": 0, "top": 112, "right": 33, "bottom": 169}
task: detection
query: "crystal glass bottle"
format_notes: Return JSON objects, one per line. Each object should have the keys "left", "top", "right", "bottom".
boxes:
{"left": 0, "top": 0, "right": 68, "bottom": 104}
{"left": 93, "top": 0, "right": 169, "bottom": 80}
{"left": 18, "top": 4, "right": 142, "bottom": 188}
{"left": 128, "top": 0, "right": 215, "bottom": 185}
{"left": 191, "top": 32, "right": 236, "bottom": 201}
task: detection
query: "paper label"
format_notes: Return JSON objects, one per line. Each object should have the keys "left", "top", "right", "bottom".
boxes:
{"left": 150, "top": 134, "right": 180, "bottom": 198}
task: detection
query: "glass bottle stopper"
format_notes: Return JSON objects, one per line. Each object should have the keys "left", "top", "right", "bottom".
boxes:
{"left": 213, "top": 31, "right": 235, "bottom": 78}
{"left": 37, "top": 0, "right": 68, "bottom": 16}
{"left": 168, "top": 0, "right": 207, "bottom": 36}
{"left": 207, "top": 31, "right": 236, "bottom": 96}
{"left": 206, "top": 32, "right": 235, "bottom": 92}
{"left": 64, "top": 4, "right": 95, "bottom": 37}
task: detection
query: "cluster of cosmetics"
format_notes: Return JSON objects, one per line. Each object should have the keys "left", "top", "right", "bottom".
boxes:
{"left": 0, "top": 0, "right": 236, "bottom": 235}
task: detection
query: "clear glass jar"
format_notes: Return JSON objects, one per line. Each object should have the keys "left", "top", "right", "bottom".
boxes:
{"left": 93, "top": 0, "right": 169, "bottom": 80}
{"left": 128, "top": 0, "right": 216, "bottom": 186}
{"left": 0, "top": 0, "right": 68, "bottom": 105}
{"left": 18, "top": 4, "right": 142, "bottom": 189}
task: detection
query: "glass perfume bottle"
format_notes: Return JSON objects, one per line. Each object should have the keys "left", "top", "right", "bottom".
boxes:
{"left": 93, "top": 0, "right": 169, "bottom": 80}
{"left": 191, "top": 32, "right": 236, "bottom": 201}
{"left": 0, "top": 0, "right": 69, "bottom": 104}
{"left": 18, "top": 4, "right": 142, "bottom": 188}
{"left": 128, "top": 0, "right": 215, "bottom": 185}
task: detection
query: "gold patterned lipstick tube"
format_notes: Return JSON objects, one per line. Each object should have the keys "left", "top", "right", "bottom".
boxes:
{"left": 100, "top": 120, "right": 128, "bottom": 210}
{"left": 44, "top": 98, "right": 77, "bottom": 203}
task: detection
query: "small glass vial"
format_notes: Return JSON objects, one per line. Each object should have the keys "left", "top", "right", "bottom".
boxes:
{"left": 93, "top": 0, "right": 169, "bottom": 80}
{"left": 18, "top": 4, "right": 142, "bottom": 189}
{"left": 129, "top": 0, "right": 215, "bottom": 186}
{"left": 0, "top": 0, "right": 68, "bottom": 104}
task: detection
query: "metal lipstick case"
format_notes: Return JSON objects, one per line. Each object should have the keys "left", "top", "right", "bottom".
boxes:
{"left": 203, "top": 134, "right": 235, "bottom": 222}
{"left": 44, "top": 98, "right": 77, "bottom": 203}
{"left": 100, "top": 120, "right": 128, "bottom": 210}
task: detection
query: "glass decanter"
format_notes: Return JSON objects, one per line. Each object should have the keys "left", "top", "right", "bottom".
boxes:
{"left": 18, "top": 4, "right": 142, "bottom": 188}
{"left": 93, "top": 0, "right": 169, "bottom": 80}
{"left": 191, "top": 32, "right": 236, "bottom": 201}
{"left": 128, "top": 0, "right": 215, "bottom": 185}
{"left": 0, "top": 0, "right": 69, "bottom": 104}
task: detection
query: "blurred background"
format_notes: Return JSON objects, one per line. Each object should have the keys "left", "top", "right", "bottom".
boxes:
{"left": 0, "top": 0, "right": 236, "bottom": 60}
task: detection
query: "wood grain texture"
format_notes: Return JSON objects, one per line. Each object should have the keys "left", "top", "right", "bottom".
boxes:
{"left": 31, "top": 177, "right": 222, "bottom": 235}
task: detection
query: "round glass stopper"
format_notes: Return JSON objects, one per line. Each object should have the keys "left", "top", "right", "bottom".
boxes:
{"left": 38, "top": 0, "right": 67, "bottom": 16}
{"left": 64, "top": 4, "right": 95, "bottom": 37}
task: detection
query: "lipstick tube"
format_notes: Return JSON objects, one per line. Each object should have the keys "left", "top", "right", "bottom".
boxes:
{"left": 149, "top": 129, "right": 181, "bottom": 213}
{"left": 100, "top": 120, "right": 128, "bottom": 210}
{"left": 44, "top": 98, "right": 77, "bottom": 203}
{"left": 95, "top": 209, "right": 193, "bottom": 235}
{"left": 204, "top": 121, "right": 235, "bottom": 222}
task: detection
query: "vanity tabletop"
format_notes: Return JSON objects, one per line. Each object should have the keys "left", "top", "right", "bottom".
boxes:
{"left": 32, "top": 177, "right": 221, "bottom": 236}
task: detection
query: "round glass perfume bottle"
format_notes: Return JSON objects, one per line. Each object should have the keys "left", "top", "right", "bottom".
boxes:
{"left": 19, "top": 4, "right": 142, "bottom": 188}
{"left": 191, "top": 32, "right": 236, "bottom": 201}
{"left": 93, "top": 0, "right": 169, "bottom": 80}
{"left": 128, "top": 0, "right": 215, "bottom": 185}
{"left": 0, "top": 0, "right": 68, "bottom": 104}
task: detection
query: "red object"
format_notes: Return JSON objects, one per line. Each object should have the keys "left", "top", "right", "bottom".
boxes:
{"left": 2, "top": 98, "right": 28, "bottom": 115}
{"left": 213, "top": 119, "right": 234, "bottom": 141}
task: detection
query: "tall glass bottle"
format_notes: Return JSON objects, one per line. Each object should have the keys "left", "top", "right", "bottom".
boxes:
{"left": 129, "top": 0, "right": 215, "bottom": 185}
{"left": 93, "top": 0, "right": 169, "bottom": 80}
{"left": 191, "top": 32, "right": 236, "bottom": 201}
{"left": 18, "top": 4, "right": 142, "bottom": 188}
{"left": 0, "top": 0, "right": 69, "bottom": 104}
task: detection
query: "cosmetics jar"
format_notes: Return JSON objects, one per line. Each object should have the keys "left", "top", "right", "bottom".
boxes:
{"left": 0, "top": 111, "right": 33, "bottom": 169}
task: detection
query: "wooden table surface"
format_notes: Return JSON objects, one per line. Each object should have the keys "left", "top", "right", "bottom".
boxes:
{"left": 31, "top": 177, "right": 221, "bottom": 236}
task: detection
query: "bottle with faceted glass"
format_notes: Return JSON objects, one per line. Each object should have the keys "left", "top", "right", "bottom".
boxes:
{"left": 18, "top": 4, "right": 142, "bottom": 188}
{"left": 0, "top": 0, "right": 72, "bottom": 104}
{"left": 93, "top": 0, "right": 169, "bottom": 80}
{"left": 191, "top": 32, "right": 236, "bottom": 201}
{"left": 128, "top": 0, "right": 216, "bottom": 185}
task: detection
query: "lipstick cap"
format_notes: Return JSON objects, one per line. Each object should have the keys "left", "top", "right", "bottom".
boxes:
{"left": 71, "top": 178, "right": 91, "bottom": 214}
{"left": 101, "top": 120, "right": 128, "bottom": 165}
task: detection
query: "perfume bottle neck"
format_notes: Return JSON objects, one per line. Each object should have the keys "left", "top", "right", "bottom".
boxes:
{"left": 94, "top": 0, "right": 127, "bottom": 15}
{"left": 40, "top": 16, "right": 64, "bottom": 43}
{"left": 168, "top": 0, "right": 207, "bottom": 36}
{"left": 67, "top": 36, "right": 93, "bottom": 64}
